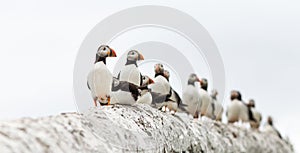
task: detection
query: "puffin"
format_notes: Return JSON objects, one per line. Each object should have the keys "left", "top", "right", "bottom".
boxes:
{"left": 199, "top": 78, "right": 214, "bottom": 119}
{"left": 87, "top": 45, "right": 117, "bottom": 106}
{"left": 149, "top": 63, "right": 171, "bottom": 95}
{"left": 263, "top": 116, "right": 282, "bottom": 139}
{"left": 182, "top": 73, "right": 202, "bottom": 118}
{"left": 211, "top": 89, "right": 224, "bottom": 121}
{"left": 110, "top": 77, "right": 140, "bottom": 105}
{"left": 163, "top": 69, "right": 170, "bottom": 81}
{"left": 136, "top": 75, "right": 155, "bottom": 105}
{"left": 226, "top": 90, "right": 255, "bottom": 123}
{"left": 226, "top": 90, "right": 242, "bottom": 123}
{"left": 248, "top": 99, "right": 262, "bottom": 129}
{"left": 155, "top": 69, "right": 187, "bottom": 114}
{"left": 118, "top": 50, "right": 144, "bottom": 86}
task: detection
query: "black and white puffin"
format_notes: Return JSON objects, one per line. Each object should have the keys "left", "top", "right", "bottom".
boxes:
{"left": 211, "top": 89, "right": 224, "bottom": 121}
{"left": 199, "top": 78, "right": 214, "bottom": 119}
{"left": 248, "top": 99, "right": 262, "bottom": 129}
{"left": 163, "top": 69, "right": 170, "bottom": 82}
{"left": 182, "top": 74, "right": 202, "bottom": 118}
{"left": 150, "top": 66, "right": 187, "bottom": 114}
{"left": 226, "top": 90, "right": 241, "bottom": 123}
{"left": 118, "top": 50, "right": 144, "bottom": 86}
{"left": 136, "top": 75, "right": 155, "bottom": 105}
{"left": 263, "top": 116, "right": 282, "bottom": 139}
{"left": 149, "top": 63, "right": 171, "bottom": 95}
{"left": 87, "top": 45, "right": 117, "bottom": 106}
{"left": 226, "top": 90, "right": 255, "bottom": 123}
{"left": 163, "top": 70, "right": 188, "bottom": 114}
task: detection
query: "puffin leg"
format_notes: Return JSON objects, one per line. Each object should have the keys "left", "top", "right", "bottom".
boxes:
{"left": 107, "top": 95, "right": 111, "bottom": 105}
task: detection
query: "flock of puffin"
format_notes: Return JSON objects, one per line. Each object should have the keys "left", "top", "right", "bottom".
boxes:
{"left": 87, "top": 45, "right": 282, "bottom": 138}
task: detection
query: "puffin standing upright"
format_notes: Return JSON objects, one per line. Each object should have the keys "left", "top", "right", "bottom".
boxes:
{"left": 226, "top": 90, "right": 242, "bottom": 123}
{"left": 182, "top": 74, "right": 202, "bottom": 118}
{"left": 87, "top": 45, "right": 117, "bottom": 106}
{"left": 162, "top": 69, "right": 187, "bottom": 114}
{"left": 118, "top": 50, "right": 144, "bottom": 86}
{"left": 226, "top": 90, "right": 255, "bottom": 123}
{"left": 211, "top": 89, "right": 224, "bottom": 121}
{"left": 149, "top": 63, "right": 171, "bottom": 95}
{"left": 199, "top": 78, "right": 214, "bottom": 119}
{"left": 262, "top": 116, "right": 282, "bottom": 139}
{"left": 248, "top": 99, "right": 262, "bottom": 129}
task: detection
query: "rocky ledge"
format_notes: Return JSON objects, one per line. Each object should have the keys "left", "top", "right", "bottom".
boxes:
{"left": 0, "top": 104, "right": 294, "bottom": 153}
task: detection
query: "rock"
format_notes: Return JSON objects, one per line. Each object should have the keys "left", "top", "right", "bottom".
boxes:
{"left": 0, "top": 104, "right": 294, "bottom": 153}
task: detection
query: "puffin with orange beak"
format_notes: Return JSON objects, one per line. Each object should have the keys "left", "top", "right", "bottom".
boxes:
{"left": 136, "top": 75, "right": 155, "bottom": 105}
{"left": 87, "top": 45, "right": 117, "bottom": 106}
{"left": 118, "top": 50, "right": 144, "bottom": 87}
{"left": 182, "top": 73, "right": 202, "bottom": 118}
{"left": 199, "top": 78, "right": 214, "bottom": 119}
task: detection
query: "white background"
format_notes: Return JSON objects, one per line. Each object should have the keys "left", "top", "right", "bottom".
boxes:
{"left": 0, "top": 0, "right": 299, "bottom": 152}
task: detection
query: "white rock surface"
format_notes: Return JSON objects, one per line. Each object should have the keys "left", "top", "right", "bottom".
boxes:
{"left": 0, "top": 104, "right": 294, "bottom": 153}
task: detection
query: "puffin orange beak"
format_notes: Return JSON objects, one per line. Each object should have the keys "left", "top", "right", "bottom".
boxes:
{"left": 149, "top": 78, "right": 155, "bottom": 84}
{"left": 197, "top": 77, "right": 201, "bottom": 82}
{"left": 139, "top": 53, "right": 144, "bottom": 60}
{"left": 199, "top": 79, "right": 203, "bottom": 84}
{"left": 110, "top": 48, "right": 117, "bottom": 57}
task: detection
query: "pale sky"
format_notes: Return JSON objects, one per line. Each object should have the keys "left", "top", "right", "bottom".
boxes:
{"left": 0, "top": 0, "right": 299, "bottom": 152}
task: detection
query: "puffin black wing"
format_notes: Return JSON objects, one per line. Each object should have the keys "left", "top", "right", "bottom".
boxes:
{"left": 242, "top": 102, "right": 256, "bottom": 122}
{"left": 171, "top": 89, "right": 188, "bottom": 113}
{"left": 128, "top": 82, "right": 140, "bottom": 101}
{"left": 112, "top": 80, "right": 140, "bottom": 101}
{"left": 172, "top": 89, "right": 182, "bottom": 106}
{"left": 140, "top": 73, "right": 143, "bottom": 86}
{"left": 150, "top": 92, "right": 169, "bottom": 104}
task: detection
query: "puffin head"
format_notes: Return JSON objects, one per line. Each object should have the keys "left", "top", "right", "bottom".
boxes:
{"left": 248, "top": 99, "right": 255, "bottom": 108}
{"left": 267, "top": 116, "right": 273, "bottom": 126}
{"left": 188, "top": 73, "right": 201, "bottom": 85}
{"left": 95, "top": 45, "right": 117, "bottom": 63}
{"left": 97, "top": 45, "right": 117, "bottom": 57}
{"left": 230, "top": 90, "right": 242, "bottom": 101}
{"left": 164, "top": 70, "right": 170, "bottom": 80}
{"left": 200, "top": 78, "right": 208, "bottom": 90}
{"left": 141, "top": 75, "right": 154, "bottom": 86}
{"left": 211, "top": 89, "right": 218, "bottom": 98}
{"left": 154, "top": 63, "right": 164, "bottom": 74}
{"left": 127, "top": 50, "right": 144, "bottom": 61}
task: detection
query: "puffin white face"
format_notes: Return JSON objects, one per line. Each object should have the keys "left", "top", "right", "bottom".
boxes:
{"left": 127, "top": 50, "right": 144, "bottom": 61}
{"left": 141, "top": 75, "right": 154, "bottom": 86}
{"left": 97, "top": 45, "right": 117, "bottom": 57}
{"left": 154, "top": 63, "right": 164, "bottom": 74}
{"left": 230, "top": 90, "right": 240, "bottom": 101}
{"left": 188, "top": 73, "right": 200, "bottom": 83}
